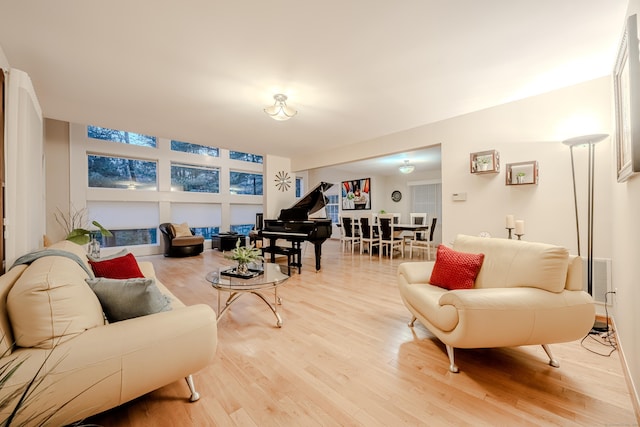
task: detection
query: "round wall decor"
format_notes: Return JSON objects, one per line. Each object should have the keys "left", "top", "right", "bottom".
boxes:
{"left": 274, "top": 171, "right": 291, "bottom": 192}
{"left": 391, "top": 190, "right": 402, "bottom": 202}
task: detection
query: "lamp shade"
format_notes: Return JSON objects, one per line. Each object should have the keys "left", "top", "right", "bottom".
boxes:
{"left": 264, "top": 94, "right": 297, "bottom": 121}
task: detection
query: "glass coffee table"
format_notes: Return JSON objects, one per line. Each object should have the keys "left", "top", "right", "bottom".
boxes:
{"left": 205, "top": 263, "right": 290, "bottom": 327}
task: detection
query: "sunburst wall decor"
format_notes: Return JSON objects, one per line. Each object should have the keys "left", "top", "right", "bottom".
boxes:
{"left": 274, "top": 171, "right": 291, "bottom": 192}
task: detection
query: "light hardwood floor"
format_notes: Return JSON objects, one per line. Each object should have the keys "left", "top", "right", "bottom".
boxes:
{"left": 87, "top": 239, "right": 637, "bottom": 426}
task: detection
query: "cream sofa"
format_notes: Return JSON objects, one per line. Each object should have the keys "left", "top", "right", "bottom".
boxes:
{"left": 0, "top": 240, "right": 217, "bottom": 425}
{"left": 397, "top": 234, "right": 595, "bottom": 373}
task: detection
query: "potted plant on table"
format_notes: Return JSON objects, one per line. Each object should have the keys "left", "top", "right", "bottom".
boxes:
{"left": 224, "top": 239, "right": 263, "bottom": 275}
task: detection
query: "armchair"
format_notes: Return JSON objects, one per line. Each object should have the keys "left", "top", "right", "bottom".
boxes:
{"left": 159, "top": 223, "right": 205, "bottom": 257}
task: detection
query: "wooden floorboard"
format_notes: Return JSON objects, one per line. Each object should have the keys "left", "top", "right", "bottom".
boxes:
{"left": 87, "top": 239, "right": 637, "bottom": 426}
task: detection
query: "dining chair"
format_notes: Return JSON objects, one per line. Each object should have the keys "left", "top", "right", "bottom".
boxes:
{"left": 409, "top": 213, "right": 428, "bottom": 240}
{"left": 341, "top": 214, "right": 361, "bottom": 254}
{"left": 359, "top": 214, "right": 380, "bottom": 258}
{"left": 410, "top": 217, "right": 437, "bottom": 260}
{"left": 404, "top": 212, "right": 428, "bottom": 245}
{"left": 378, "top": 214, "right": 403, "bottom": 259}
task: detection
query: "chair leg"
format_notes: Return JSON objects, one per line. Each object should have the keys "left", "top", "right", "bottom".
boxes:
{"left": 541, "top": 344, "right": 560, "bottom": 368}
{"left": 445, "top": 345, "right": 460, "bottom": 373}
{"left": 408, "top": 316, "right": 417, "bottom": 327}
{"left": 185, "top": 375, "right": 200, "bottom": 402}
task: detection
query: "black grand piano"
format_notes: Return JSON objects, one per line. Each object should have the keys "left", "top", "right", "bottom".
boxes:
{"left": 260, "top": 182, "right": 334, "bottom": 272}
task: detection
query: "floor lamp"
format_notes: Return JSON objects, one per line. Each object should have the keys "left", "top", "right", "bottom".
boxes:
{"left": 562, "top": 134, "right": 608, "bottom": 332}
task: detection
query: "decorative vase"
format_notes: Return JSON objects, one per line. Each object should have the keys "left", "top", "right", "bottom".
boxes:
{"left": 88, "top": 238, "right": 100, "bottom": 258}
{"left": 516, "top": 175, "right": 524, "bottom": 184}
{"left": 237, "top": 262, "right": 249, "bottom": 275}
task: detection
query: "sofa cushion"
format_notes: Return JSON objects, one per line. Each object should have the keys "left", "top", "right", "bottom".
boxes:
{"left": 88, "top": 253, "right": 144, "bottom": 279}
{"left": 7, "top": 253, "right": 105, "bottom": 349}
{"left": 453, "top": 234, "right": 569, "bottom": 292}
{"left": 85, "top": 277, "right": 172, "bottom": 322}
{"left": 171, "top": 222, "right": 193, "bottom": 238}
{"left": 171, "top": 235, "right": 205, "bottom": 247}
{"left": 429, "top": 245, "right": 484, "bottom": 290}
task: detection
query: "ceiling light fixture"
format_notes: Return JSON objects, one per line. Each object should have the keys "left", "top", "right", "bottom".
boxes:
{"left": 399, "top": 160, "right": 415, "bottom": 174}
{"left": 264, "top": 94, "right": 297, "bottom": 121}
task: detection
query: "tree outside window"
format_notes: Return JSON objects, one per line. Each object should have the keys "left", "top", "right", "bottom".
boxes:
{"left": 171, "top": 163, "right": 219, "bottom": 193}
{"left": 230, "top": 171, "right": 263, "bottom": 195}
{"left": 229, "top": 151, "right": 263, "bottom": 164}
{"left": 88, "top": 155, "right": 157, "bottom": 190}
{"left": 88, "top": 125, "right": 156, "bottom": 147}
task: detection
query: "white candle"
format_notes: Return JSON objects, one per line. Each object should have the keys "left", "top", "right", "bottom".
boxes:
{"left": 506, "top": 215, "right": 515, "bottom": 229}
{"left": 515, "top": 220, "right": 525, "bottom": 235}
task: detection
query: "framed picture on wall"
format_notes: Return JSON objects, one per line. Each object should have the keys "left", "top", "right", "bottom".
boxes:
{"left": 342, "top": 178, "right": 371, "bottom": 210}
{"left": 614, "top": 13, "right": 640, "bottom": 182}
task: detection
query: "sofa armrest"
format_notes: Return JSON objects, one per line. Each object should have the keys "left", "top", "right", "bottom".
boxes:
{"left": 565, "top": 255, "right": 584, "bottom": 291}
{"left": 439, "top": 287, "right": 593, "bottom": 310}
{"left": 137, "top": 261, "right": 156, "bottom": 278}
{"left": 398, "top": 261, "right": 435, "bottom": 285}
{"left": 62, "top": 303, "right": 217, "bottom": 402}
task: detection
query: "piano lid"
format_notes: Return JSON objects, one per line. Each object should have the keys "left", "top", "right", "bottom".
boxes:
{"left": 286, "top": 181, "right": 333, "bottom": 217}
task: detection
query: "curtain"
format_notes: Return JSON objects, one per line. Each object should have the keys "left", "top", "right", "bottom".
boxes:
{"left": 5, "top": 68, "right": 44, "bottom": 267}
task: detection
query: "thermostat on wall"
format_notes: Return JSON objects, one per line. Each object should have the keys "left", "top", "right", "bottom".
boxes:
{"left": 452, "top": 192, "right": 467, "bottom": 201}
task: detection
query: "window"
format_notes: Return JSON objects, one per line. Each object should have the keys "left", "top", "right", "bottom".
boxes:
{"left": 100, "top": 229, "right": 157, "bottom": 247}
{"left": 171, "top": 163, "right": 219, "bottom": 193}
{"left": 87, "top": 201, "right": 159, "bottom": 247}
{"left": 296, "top": 177, "right": 302, "bottom": 198}
{"left": 192, "top": 227, "right": 219, "bottom": 240}
{"left": 171, "top": 203, "right": 221, "bottom": 238}
{"left": 230, "top": 204, "right": 262, "bottom": 236}
{"left": 230, "top": 171, "right": 263, "bottom": 195}
{"left": 230, "top": 224, "right": 253, "bottom": 235}
{"left": 88, "top": 155, "right": 157, "bottom": 190}
{"left": 326, "top": 194, "right": 339, "bottom": 224}
{"left": 229, "top": 151, "right": 263, "bottom": 164}
{"left": 171, "top": 140, "right": 219, "bottom": 157}
{"left": 410, "top": 183, "right": 442, "bottom": 245}
{"left": 88, "top": 125, "right": 156, "bottom": 148}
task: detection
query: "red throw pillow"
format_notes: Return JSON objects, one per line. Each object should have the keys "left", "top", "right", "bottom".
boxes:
{"left": 429, "top": 245, "right": 484, "bottom": 290}
{"left": 89, "top": 253, "right": 145, "bottom": 279}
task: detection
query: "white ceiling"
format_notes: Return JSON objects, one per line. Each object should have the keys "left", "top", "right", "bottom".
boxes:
{"left": 0, "top": 1, "right": 628, "bottom": 175}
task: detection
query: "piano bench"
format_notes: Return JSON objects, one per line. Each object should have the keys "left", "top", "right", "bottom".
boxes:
{"left": 261, "top": 246, "right": 301, "bottom": 275}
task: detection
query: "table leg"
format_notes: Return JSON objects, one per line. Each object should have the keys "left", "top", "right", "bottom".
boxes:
{"left": 251, "top": 291, "right": 283, "bottom": 327}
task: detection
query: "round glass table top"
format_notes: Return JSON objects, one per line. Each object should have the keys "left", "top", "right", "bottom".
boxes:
{"left": 205, "top": 263, "right": 289, "bottom": 291}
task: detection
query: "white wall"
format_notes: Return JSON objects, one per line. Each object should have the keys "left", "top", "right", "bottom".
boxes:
{"left": 44, "top": 119, "right": 70, "bottom": 243}
{"left": 298, "top": 77, "right": 612, "bottom": 254}
{"left": 264, "top": 155, "right": 294, "bottom": 219}
{"left": 610, "top": 0, "right": 640, "bottom": 414}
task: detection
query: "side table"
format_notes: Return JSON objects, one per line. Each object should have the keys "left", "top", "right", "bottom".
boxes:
{"left": 212, "top": 233, "right": 245, "bottom": 251}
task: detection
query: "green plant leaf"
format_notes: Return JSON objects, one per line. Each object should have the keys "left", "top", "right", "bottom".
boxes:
{"left": 66, "top": 229, "right": 91, "bottom": 245}
{"left": 91, "top": 221, "right": 113, "bottom": 237}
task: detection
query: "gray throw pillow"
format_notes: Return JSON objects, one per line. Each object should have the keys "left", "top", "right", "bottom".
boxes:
{"left": 85, "top": 277, "right": 172, "bottom": 322}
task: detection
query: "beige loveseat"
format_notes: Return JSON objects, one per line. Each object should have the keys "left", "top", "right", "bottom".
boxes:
{"left": 0, "top": 240, "right": 217, "bottom": 425}
{"left": 397, "top": 234, "right": 595, "bottom": 373}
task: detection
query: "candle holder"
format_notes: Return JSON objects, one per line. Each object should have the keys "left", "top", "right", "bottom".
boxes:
{"left": 514, "top": 233, "right": 524, "bottom": 240}
{"left": 506, "top": 227, "right": 514, "bottom": 239}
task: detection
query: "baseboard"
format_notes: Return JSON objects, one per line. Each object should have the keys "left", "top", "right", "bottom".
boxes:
{"left": 609, "top": 316, "right": 640, "bottom": 423}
